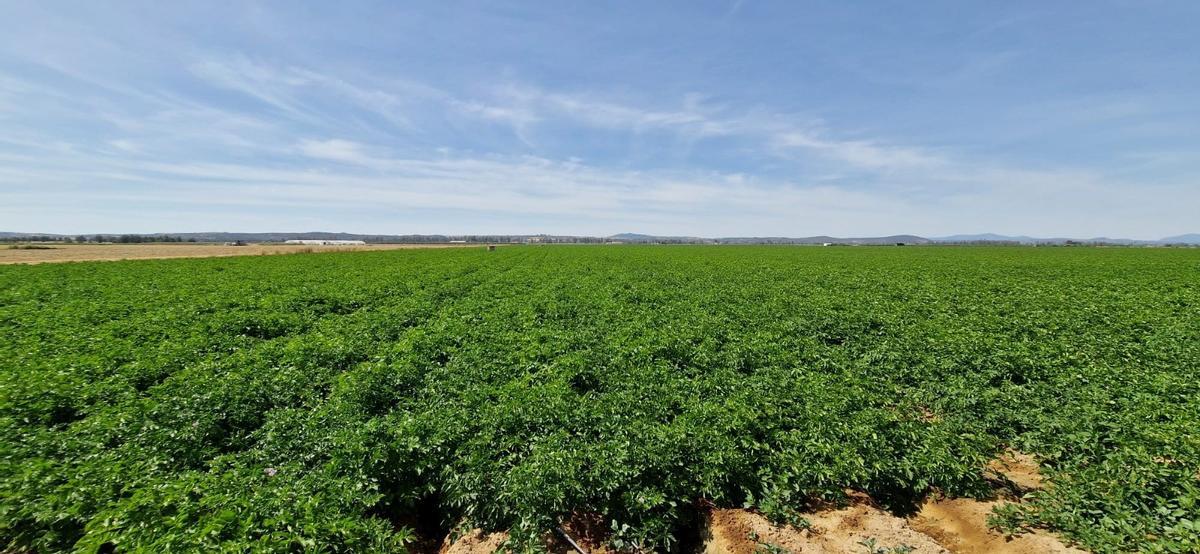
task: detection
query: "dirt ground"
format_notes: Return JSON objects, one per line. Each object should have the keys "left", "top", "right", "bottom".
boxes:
{"left": 910, "top": 497, "right": 1085, "bottom": 554}
{"left": 703, "top": 497, "right": 949, "bottom": 554}
{"left": 435, "top": 514, "right": 615, "bottom": 554}
{"left": 0, "top": 243, "right": 482, "bottom": 265}
{"left": 908, "top": 451, "right": 1087, "bottom": 554}
{"left": 440, "top": 529, "right": 509, "bottom": 554}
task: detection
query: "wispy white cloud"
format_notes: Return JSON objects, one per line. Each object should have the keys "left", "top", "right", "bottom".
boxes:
{"left": 773, "top": 131, "right": 946, "bottom": 170}
{"left": 450, "top": 99, "right": 540, "bottom": 127}
{"left": 6, "top": 50, "right": 1186, "bottom": 237}
{"left": 178, "top": 57, "right": 959, "bottom": 178}
{"left": 189, "top": 57, "right": 328, "bottom": 123}
{"left": 2, "top": 129, "right": 1194, "bottom": 238}
{"left": 455, "top": 81, "right": 950, "bottom": 174}
{"left": 106, "top": 139, "right": 141, "bottom": 153}
{"left": 727, "top": 0, "right": 750, "bottom": 17}
{"left": 0, "top": 149, "right": 914, "bottom": 231}
{"left": 296, "top": 139, "right": 378, "bottom": 166}
{"left": 482, "top": 83, "right": 735, "bottom": 137}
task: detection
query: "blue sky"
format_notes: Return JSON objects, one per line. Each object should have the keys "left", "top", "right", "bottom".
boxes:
{"left": 1, "top": 1, "right": 1197, "bottom": 237}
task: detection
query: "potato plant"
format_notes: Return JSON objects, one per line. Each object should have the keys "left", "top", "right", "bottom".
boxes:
{"left": 1, "top": 246, "right": 1197, "bottom": 552}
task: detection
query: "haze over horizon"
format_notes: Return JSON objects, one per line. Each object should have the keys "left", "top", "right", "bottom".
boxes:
{"left": 2, "top": 2, "right": 1197, "bottom": 239}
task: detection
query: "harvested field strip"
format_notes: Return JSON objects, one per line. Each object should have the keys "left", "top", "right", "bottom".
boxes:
{"left": 0, "top": 242, "right": 481, "bottom": 264}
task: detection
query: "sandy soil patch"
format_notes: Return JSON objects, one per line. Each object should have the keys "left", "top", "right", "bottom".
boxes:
{"left": 703, "top": 493, "right": 948, "bottom": 554}
{"left": 910, "top": 498, "right": 1084, "bottom": 554}
{"left": 983, "top": 451, "right": 1043, "bottom": 492}
{"left": 0, "top": 243, "right": 482, "bottom": 264}
{"left": 910, "top": 451, "right": 1085, "bottom": 554}
{"left": 439, "top": 529, "right": 509, "bottom": 554}
{"left": 437, "top": 514, "right": 614, "bottom": 554}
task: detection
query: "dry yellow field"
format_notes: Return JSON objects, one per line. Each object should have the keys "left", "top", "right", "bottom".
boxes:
{"left": 0, "top": 243, "right": 481, "bottom": 265}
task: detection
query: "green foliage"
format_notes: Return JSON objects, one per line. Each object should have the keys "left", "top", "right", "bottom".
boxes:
{"left": 747, "top": 530, "right": 788, "bottom": 554}
{"left": 858, "top": 537, "right": 915, "bottom": 554}
{"left": 1, "top": 246, "right": 1198, "bottom": 552}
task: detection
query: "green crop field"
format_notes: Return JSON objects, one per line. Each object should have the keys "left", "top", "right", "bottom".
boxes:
{"left": 2, "top": 246, "right": 1198, "bottom": 553}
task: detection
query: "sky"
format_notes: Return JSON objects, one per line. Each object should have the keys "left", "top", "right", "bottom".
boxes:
{"left": 1, "top": 1, "right": 1197, "bottom": 238}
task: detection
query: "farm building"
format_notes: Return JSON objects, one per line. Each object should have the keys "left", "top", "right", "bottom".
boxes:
{"left": 283, "top": 240, "right": 366, "bottom": 246}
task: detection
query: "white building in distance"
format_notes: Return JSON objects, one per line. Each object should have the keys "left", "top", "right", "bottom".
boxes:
{"left": 284, "top": 240, "right": 366, "bottom": 246}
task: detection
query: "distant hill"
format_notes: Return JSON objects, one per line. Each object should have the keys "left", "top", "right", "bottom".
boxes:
{"left": 166, "top": 232, "right": 455, "bottom": 243}
{"left": 935, "top": 233, "right": 1040, "bottom": 243}
{"left": 717, "top": 234, "right": 930, "bottom": 245}
{"left": 1161, "top": 234, "right": 1200, "bottom": 244}
{"left": 608, "top": 233, "right": 706, "bottom": 243}
{"left": 932, "top": 233, "right": 1200, "bottom": 245}
{"left": 609, "top": 233, "right": 658, "bottom": 241}
{"left": 0, "top": 232, "right": 49, "bottom": 238}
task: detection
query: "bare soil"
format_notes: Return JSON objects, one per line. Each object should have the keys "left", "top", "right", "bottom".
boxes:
{"left": 0, "top": 243, "right": 482, "bottom": 265}
{"left": 703, "top": 494, "right": 949, "bottom": 554}
{"left": 983, "top": 451, "right": 1044, "bottom": 492}
{"left": 910, "top": 498, "right": 1085, "bottom": 554}
{"left": 439, "top": 529, "right": 509, "bottom": 554}
{"left": 910, "top": 451, "right": 1086, "bottom": 554}
{"left": 434, "top": 513, "right": 615, "bottom": 554}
